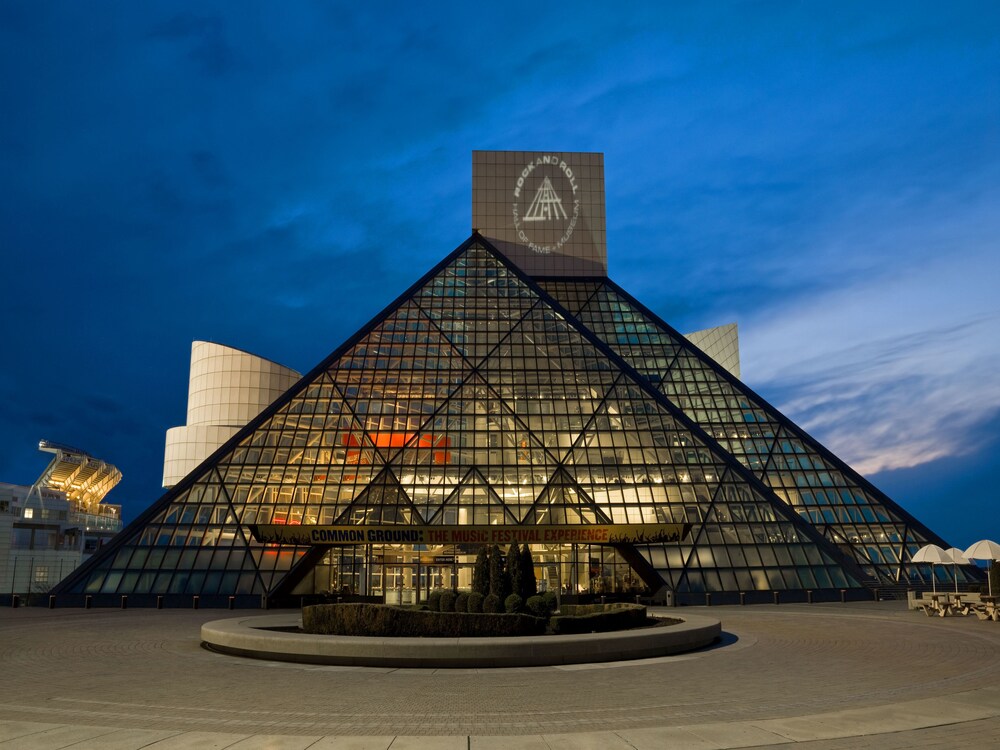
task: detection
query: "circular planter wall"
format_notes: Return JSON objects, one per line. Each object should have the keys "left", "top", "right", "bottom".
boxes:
{"left": 201, "top": 613, "right": 722, "bottom": 668}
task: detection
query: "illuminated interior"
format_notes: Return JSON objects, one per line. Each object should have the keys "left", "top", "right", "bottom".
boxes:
{"left": 55, "top": 237, "right": 965, "bottom": 604}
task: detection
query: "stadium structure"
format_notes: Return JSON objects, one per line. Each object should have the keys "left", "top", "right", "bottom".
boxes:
{"left": 2, "top": 441, "right": 123, "bottom": 601}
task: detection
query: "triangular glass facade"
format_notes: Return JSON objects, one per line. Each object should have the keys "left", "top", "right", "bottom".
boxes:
{"left": 539, "top": 279, "right": 966, "bottom": 587}
{"left": 56, "top": 236, "right": 959, "bottom": 605}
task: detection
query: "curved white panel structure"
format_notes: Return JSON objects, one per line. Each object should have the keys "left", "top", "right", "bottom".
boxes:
{"left": 684, "top": 323, "right": 740, "bottom": 379}
{"left": 163, "top": 342, "right": 300, "bottom": 487}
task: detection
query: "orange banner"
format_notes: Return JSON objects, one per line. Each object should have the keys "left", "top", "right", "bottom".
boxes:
{"left": 248, "top": 523, "right": 691, "bottom": 546}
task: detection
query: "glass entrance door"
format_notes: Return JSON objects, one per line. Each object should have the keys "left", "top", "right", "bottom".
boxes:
{"left": 381, "top": 563, "right": 414, "bottom": 605}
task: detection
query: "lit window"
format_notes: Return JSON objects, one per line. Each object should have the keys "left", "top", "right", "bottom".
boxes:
{"left": 23, "top": 508, "right": 33, "bottom": 519}
{"left": 35, "top": 566, "right": 48, "bottom": 583}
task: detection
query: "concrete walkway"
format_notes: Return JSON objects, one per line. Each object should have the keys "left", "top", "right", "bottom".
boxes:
{"left": 2, "top": 601, "right": 999, "bottom": 748}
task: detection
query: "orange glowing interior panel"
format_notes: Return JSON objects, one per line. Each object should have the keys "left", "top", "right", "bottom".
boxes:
{"left": 341, "top": 432, "right": 451, "bottom": 464}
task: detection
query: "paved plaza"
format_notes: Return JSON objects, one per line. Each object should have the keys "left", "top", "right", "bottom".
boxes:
{"left": 1, "top": 601, "right": 999, "bottom": 748}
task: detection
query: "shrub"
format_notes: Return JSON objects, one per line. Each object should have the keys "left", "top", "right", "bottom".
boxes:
{"left": 524, "top": 591, "right": 557, "bottom": 618}
{"left": 473, "top": 548, "right": 490, "bottom": 597}
{"left": 426, "top": 590, "right": 443, "bottom": 611}
{"left": 483, "top": 593, "right": 502, "bottom": 614}
{"left": 454, "top": 592, "right": 469, "bottom": 613}
{"left": 525, "top": 595, "right": 548, "bottom": 618}
{"left": 504, "top": 593, "right": 523, "bottom": 614}
{"left": 439, "top": 590, "right": 456, "bottom": 613}
{"left": 302, "top": 603, "right": 546, "bottom": 637}
{"left": 508, "top": 542, "right": 522, "bottom": 602}
{"left": 549, "top": 603, "right": 648, "bottom": 635}
{"left": 467, "top": 591, "right": 484, "bottom": 613}
{"left": 520, "top": 544, "right": 537, "bottom": 599}
{"left": 489, "top": 544, "right": 511, "bottom": 600}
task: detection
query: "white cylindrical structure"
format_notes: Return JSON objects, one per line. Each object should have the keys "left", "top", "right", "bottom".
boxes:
{"left": 163, "top": 342, "right": 300, "bottom": 487}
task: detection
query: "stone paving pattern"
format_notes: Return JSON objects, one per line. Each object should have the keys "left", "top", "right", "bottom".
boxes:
{"left": 1, "top": 601, "right": 998, "bottom": 748}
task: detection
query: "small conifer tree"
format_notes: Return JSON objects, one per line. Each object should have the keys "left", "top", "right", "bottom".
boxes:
{"left": 473, "top": 547, "right": 490, "bottom": 597}
{"left": 489, "top": 543, "right": 512, "bottom": 600}
{"left": 489, "top": 543, "right": 503, "bottom": 598}
{"left": 508, "top": 541, "right": 522, "bottom": 603}
{"left": 520, "top": 544, "right": 537, "bottom": 599}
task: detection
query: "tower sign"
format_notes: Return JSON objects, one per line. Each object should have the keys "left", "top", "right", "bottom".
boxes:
{"left": 473, "top": 151, "right": 607, "bottom": 276}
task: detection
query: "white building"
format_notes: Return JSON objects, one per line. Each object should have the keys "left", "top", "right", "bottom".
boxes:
{"left": 162, "top": 342, "right": 301, "bottom": 487}
{"left": 1, "top": 441, "right": 123, "bottom": 602}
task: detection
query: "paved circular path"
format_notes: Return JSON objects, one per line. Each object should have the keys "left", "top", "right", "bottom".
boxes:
{"left": 1, "top": 601, "right": 999, "bottom": 748}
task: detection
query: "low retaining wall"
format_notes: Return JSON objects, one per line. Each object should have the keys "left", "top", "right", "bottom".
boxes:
{"left": 202, "top": 613, "right": 721, "bottom": 668}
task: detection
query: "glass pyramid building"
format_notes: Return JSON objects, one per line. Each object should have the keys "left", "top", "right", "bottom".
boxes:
{"left": 54, "top": 153, "right": 968, "bottom": 607}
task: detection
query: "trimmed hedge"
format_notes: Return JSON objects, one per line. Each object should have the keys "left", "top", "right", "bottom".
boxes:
{"left": 439, "top": 590, "right": 456, "bottom": 613}
{"left": 549, "top": 603, "right": 648, "bottom": 635}
{"left": 302, "top": 603, "right": 546, "bottom": 637}
{"left": 483, "top": 593, "right": 502, "bottom": 614}
{"left": 558, "top": 603, "right": 641, "bottom": 616}
{"left": 454, "top": 592, "right": 469, "bottom": 613}
{"left": 467, "top": 592, "right": 484, "bottom": 613}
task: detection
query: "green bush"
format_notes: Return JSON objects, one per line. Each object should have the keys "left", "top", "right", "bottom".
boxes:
{"left": 525, "top": 595, "right": 547, "bottom": 618}
{"left": 439, "top": 590, "right": 456, "bottom": 612}
{"left": 483, "top": 593, "right": 502, "bottom": 614}
{"left": 541, "top": 591, "right": 558, "bottom": 611}
{"left": 489, "top": 544, "right": 511, "bottom": 601}
{"left": 302, "top": 603, "right": 546, "bottom": 637}
{"left": 520, "top": 545, "right": 537, "bottom": 599}
{"left": 454, "top": 592, "right": 469, "bottom": 613}
{"left": 467, "top": 591, "right": 484, "bottom": 613}
{"left": 426, "top": 590, "right": 443, "bottom": 611}
{"left": 473, "top": 548, "right": 490, "bottom": 597}
{"left": 525, "top": 593, "right": 557, "bottom": 618}
{"left": 558, "top": 603, "right": 650, "bottom": 616}
{"left": 549, "top": 603, "right": 648, "bottom": 635}
{"left": 504, "top": 593, "right": 523, "bottom": 614}
{"left": 508, "top": 542, "right": 522, "bottom": 602}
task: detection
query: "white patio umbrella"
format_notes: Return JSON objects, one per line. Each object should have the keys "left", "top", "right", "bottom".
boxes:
{"left": 945, "top": 548, "right": 971, "bottom": 593}
{"left": 911, "top": 544, "right": 951, "bottom": 593}
{"left": 963, "top": 540, "right": 1000, "bottom": 596}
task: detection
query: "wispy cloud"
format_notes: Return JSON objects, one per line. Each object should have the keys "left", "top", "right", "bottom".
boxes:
{"left": 743, "top": 221, "right": 1000, "bottom": 474}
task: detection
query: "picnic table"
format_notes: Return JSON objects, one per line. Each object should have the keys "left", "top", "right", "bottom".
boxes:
{"left": 919, "top": 593, "right": 972, "bottom": 617}
{"left": 972, "top": 595, "right": 1000, "bottom": 622}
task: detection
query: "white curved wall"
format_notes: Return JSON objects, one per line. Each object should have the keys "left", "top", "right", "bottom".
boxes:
{"left": 163, "top": 425, "right": 243, "bottom": 489}
{"left": 163, "top": 342, "right": 300, "bottom": 487}
{"left": 684, "top": 323, "right": 741, "bottom": 379}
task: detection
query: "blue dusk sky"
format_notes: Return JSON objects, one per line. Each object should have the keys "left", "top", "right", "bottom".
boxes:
{"left": 1, "top": 2, "right": 997, "bottom": 547}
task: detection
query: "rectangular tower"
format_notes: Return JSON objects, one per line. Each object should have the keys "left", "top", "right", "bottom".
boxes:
{"left": 472, "top": 151, "right": 607, "bottom": 277}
